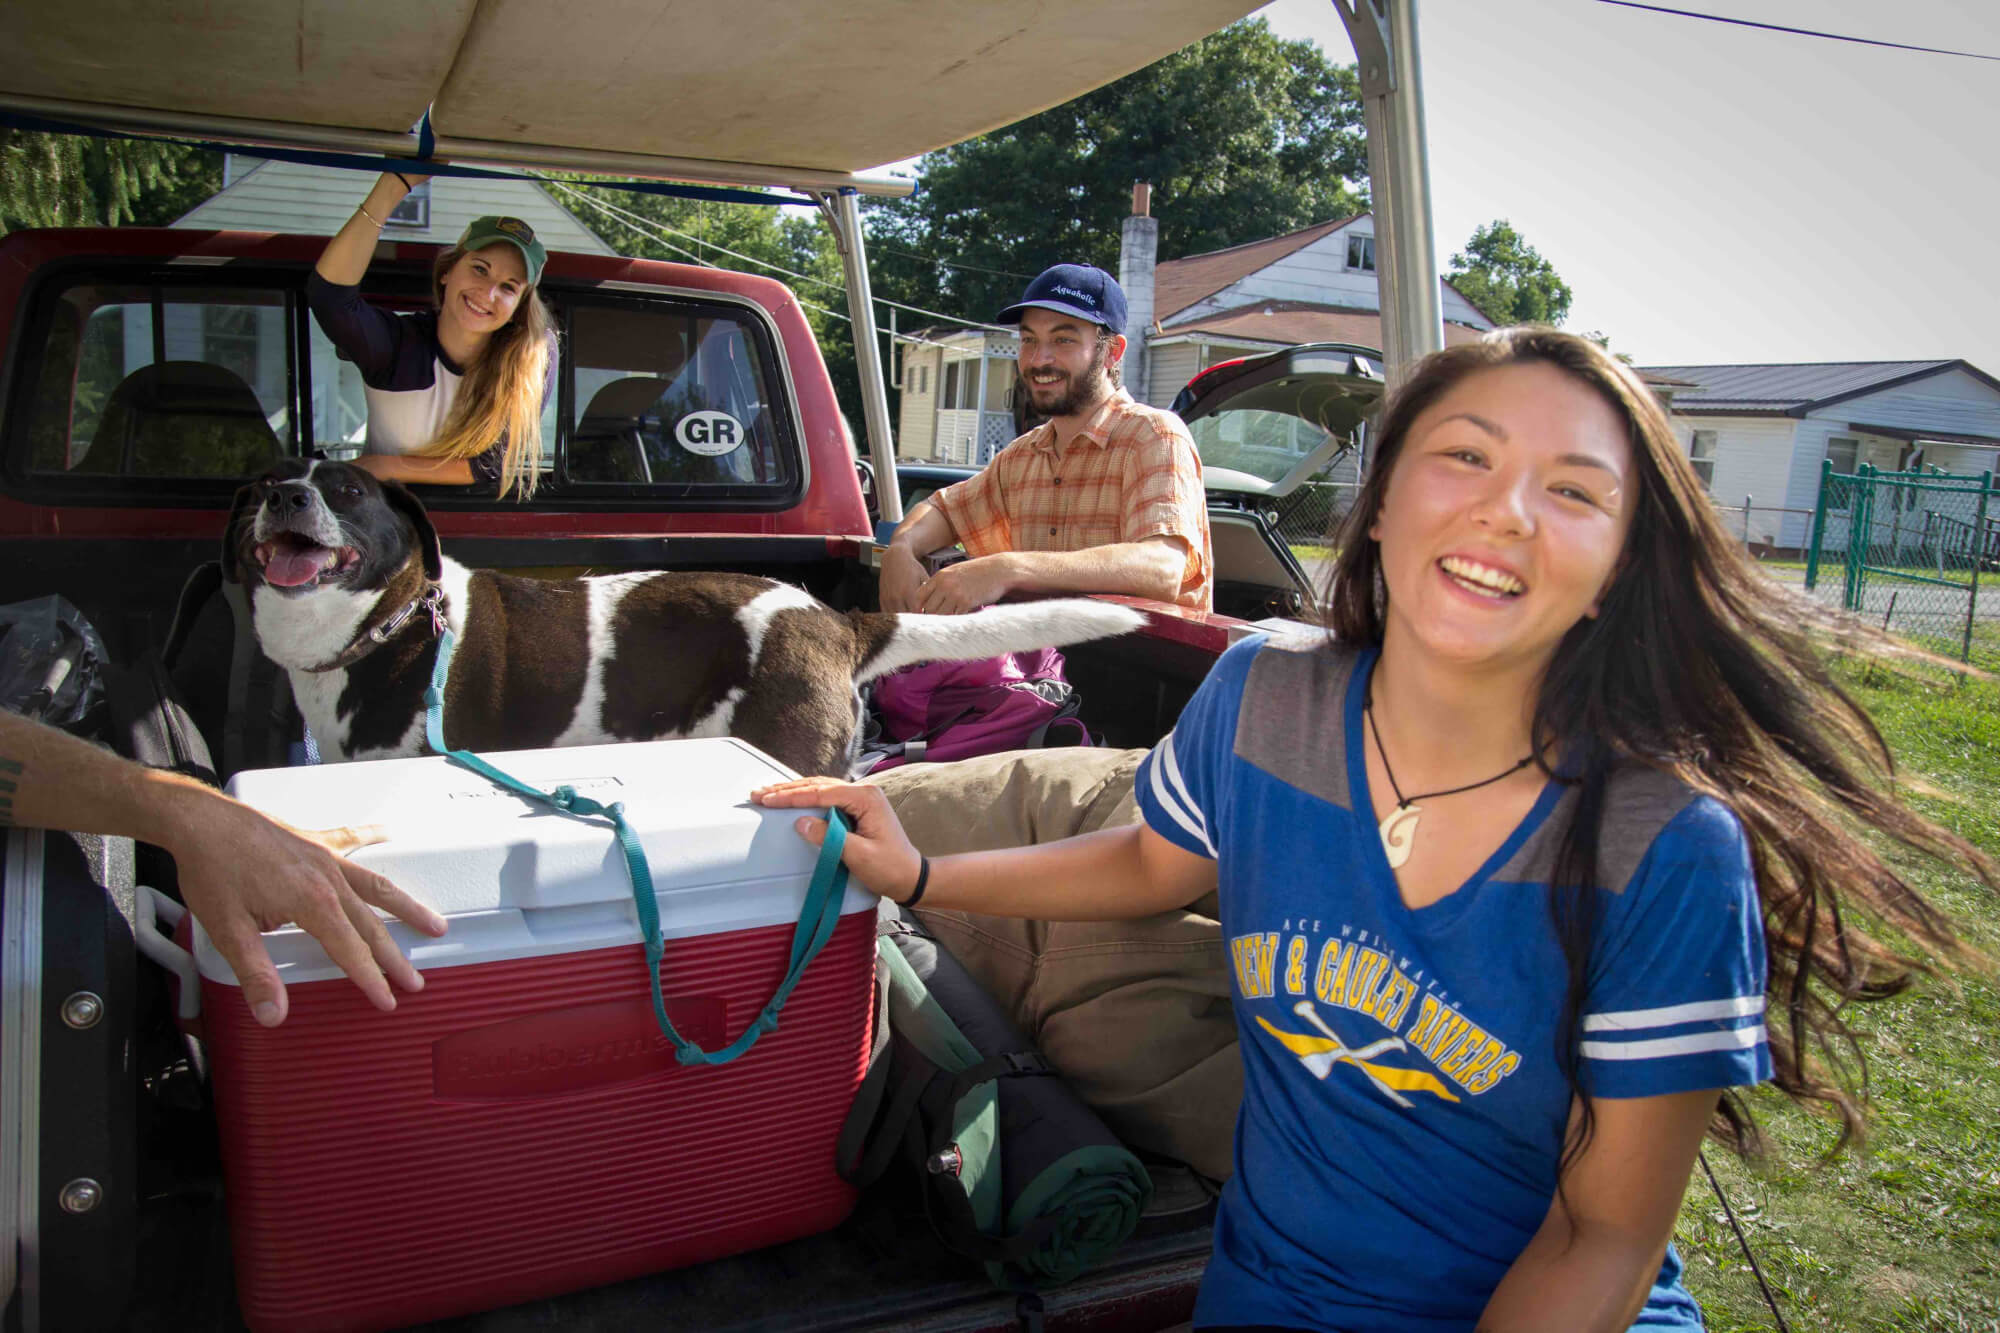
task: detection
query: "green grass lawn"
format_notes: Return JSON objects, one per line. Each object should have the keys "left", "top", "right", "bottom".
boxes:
{"left": 1675, "top": 660, "right": 2000, "bottom": 1332}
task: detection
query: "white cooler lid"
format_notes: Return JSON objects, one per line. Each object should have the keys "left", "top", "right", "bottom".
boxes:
{"left": 204, "top": 737, "right": 872, "bottom": 985}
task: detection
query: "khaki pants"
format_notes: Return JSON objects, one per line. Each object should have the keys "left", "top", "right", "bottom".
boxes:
{"left": 869, "top": 748, "right": 1241, "bottom": 1181}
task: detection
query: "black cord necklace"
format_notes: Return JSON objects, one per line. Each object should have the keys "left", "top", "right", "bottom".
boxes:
{"left": 1366, "top": 693, "right": 1534, "bottom": 869}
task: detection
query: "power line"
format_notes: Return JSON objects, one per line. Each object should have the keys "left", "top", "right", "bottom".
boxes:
{"left": 874, "top": 243, "right": 1038, "bottom": 283}
{"left": 548, "top": 180, "right": 855, "bottom": 325}
{"left": 548, "top": 180, "right": 979, "bottom": 349}
{"left": 547, "top": 177, "right": 1008, "bottom": 337}
{"left": 1594, "top": 1, "right": 2000, "bottom": 62}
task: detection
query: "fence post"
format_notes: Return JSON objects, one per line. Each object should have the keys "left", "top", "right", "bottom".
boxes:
{"left": 1806, "top": 460, "right": 1832, "bottom": 591}
{"left": 1966, "top": 470, "right": 1992, "bottom": 665}
{"left": 1844, "top": 464, "right": 1872, "bottom": 612}
{"left": 1741, "top": 494, "right": 1753, "bottom": 546}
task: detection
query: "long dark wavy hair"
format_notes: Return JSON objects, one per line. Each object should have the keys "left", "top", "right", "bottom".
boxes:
{"left": 1324, "top": 327, "right": 1992, "bottom": 1171}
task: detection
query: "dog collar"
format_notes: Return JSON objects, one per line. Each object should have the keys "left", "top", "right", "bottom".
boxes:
{"left": 304, "top": 584, "right": 448, "bottom": 673}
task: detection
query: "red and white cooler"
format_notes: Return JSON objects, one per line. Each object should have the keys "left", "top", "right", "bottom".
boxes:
{"left": 186, "top": 737, "right": 878, "bottom": 1332}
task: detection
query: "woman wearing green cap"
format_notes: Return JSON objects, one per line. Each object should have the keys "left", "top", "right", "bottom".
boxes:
{"left": 308, "top": 171, "right": 554, "bottom": 497}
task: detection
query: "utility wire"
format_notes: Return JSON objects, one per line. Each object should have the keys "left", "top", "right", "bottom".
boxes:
{"left": 550, "top": 181, "right": 855, "bottom": 326}
{"left": 1595, "top": 1, "right": 2000, "bottom": 62}
{"left": 873, "top": 242, "right": 1038, "bottom": 283}
{"left": 549, "top": 180, "right": 977, "bottom": 349}
{"left": 546, "top": 176, "right": 1008, "bottom": 337}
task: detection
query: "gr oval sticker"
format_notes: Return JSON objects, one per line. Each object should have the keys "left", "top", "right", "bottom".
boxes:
{"left": 675, "top": 410, "right": 746, "bottom": 456}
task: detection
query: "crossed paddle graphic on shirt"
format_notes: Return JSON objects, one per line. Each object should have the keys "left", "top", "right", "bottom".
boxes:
{"left": 1255, "top": 1000, "right": 1462, "bottom": 1108}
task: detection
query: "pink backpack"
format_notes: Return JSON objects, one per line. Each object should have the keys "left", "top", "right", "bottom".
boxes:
{"left": 858, "top": 647, "right": 1091, "bottom": 774}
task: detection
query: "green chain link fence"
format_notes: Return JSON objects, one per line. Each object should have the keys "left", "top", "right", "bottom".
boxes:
{"left": 1804, "top": 461, "right": 2000, "bottom": 669}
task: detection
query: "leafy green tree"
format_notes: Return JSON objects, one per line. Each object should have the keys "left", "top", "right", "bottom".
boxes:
{"left": 564, "top": 181, "right": 868, "bottom": 427}
{"left": 1, "top": 130, "right": 222, "bottom": 235}
{"left": 1446, "top": 220, "right": 1573, "bottom": 327}
{"left": 867, "top": 18, "right": 1368, "bottom": 322}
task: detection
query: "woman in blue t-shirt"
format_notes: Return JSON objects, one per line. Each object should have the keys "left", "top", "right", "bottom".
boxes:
{"left": 755, "top": 328, "right": 1990, "bottom": 1331}
{"left": 308, "top": 171, "right": 553, "bottom": 497}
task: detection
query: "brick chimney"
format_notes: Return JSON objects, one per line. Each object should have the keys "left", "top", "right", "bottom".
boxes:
{"left": 1118, "top": 181, "right": 1158, "bottom": 403}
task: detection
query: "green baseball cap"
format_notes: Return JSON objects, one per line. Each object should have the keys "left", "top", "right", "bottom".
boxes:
{"left": 457, "top": 215, "right": 547, "bottom": 285}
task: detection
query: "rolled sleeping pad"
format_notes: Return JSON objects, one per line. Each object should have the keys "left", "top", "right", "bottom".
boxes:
{"left": 844, "top": 907, "right": 1153, "bottom": 1290}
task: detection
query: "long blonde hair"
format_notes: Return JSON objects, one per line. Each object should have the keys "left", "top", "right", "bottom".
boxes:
{"left": 423, "top": 244, "right": 551, "bottom": 498}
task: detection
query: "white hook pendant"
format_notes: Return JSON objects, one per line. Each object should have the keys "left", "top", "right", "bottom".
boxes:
{"left": 1379, "top": 803, "right": 1421, "bottom": 869}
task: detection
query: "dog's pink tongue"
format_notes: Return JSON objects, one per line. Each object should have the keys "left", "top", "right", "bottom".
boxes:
{"left": 264, "top": 547, "right": 333, "bottom": 588}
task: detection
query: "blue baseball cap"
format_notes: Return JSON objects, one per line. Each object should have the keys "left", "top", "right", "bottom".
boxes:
{"left": 996, "top": 263, "right": 1127, "bottom": 336}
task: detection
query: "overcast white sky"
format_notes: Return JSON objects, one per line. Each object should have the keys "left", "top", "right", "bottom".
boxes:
{"left": 1251, "top": 0, "right": 2000, "bottom": 372}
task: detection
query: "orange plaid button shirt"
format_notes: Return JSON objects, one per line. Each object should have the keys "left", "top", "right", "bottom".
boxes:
{"left": 931, "top": 390, "right": 1213, "bottom": 611}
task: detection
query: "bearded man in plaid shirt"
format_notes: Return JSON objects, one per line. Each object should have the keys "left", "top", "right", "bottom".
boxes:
{"left": 881, "top": 264, "right": 1213, "bottom": 614}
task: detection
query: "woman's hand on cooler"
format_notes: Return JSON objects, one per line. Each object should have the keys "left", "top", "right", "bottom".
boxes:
{"left": 751, "top": 777, "right": 925, "bottom": 903}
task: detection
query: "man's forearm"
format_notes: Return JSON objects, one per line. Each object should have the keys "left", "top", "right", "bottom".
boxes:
{"left": 995, "top": 539, "right": 1186, "bottom": 603}
{"left": 888, "top": 499, "right": 958, "bottom": 556}
{"left": 0, "top": 710, "right": 203, "bottom": 845}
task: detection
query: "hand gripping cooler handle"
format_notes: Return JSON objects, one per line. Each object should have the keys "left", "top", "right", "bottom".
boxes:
{"left": 424, "top": 627, "right": 851, "bottom": 1067}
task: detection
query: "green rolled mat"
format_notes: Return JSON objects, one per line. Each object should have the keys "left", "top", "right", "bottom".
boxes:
{"left": 854, "top": 910, "right": 1153, "bottom": 1291}
{"left": 996, "top": 1143, "right": 1153, "bottom": 1289}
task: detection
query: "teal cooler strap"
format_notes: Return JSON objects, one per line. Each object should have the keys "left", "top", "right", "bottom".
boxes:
{"left": 424, "top": 628, "right": 849, "bottom": 1066}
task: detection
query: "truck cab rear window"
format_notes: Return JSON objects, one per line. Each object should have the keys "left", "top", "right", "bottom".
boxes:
{"left": 22, "top": 281, "right": 295, "bottom": 482}
{"left": 562, "top": 299, "right": 798, "bottom": 495}
{"left": 7, "top": 269, "right": 804, "bottom": 509}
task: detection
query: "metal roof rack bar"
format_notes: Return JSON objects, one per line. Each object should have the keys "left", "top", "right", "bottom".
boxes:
{"left": 0, "top": 93, "right": 916, "bottom": 198}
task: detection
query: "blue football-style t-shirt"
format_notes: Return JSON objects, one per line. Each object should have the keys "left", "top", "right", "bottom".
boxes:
{"left": 1136, "top": 636, "right": 1772, "bottom": 1332}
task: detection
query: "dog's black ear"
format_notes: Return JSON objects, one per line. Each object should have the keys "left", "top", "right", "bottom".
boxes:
{"left": 221, "top": 482, "right": 259, "bottom": 582}
{"left": 379, "top": 479, "right": 444, "bottom": 581}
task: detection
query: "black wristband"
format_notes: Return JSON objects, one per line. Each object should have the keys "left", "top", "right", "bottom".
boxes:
{"left": 901, "top": 855, "right": 930, "bottom": 908}
{"left": 392, "top": 170, "right": 414, "bottom": 192}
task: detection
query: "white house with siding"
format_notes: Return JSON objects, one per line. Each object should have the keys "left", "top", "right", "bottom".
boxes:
{"left": 174, "top": 156, "right": 612, "bottom": 448}
{"left": 893, "top": 326, "right": 1020, "bottom": 465}
{"left": 1637, "top": 360, "right": 2000, "bottom": 551}
{"left": 177, "top": 155, "right": 613, "bottom": 253}
{"left": 894, "top": 210, "right": 1499, "bottom": 465}
{"left": 1137, "top": 212, "right": 1495, "bottom": 411}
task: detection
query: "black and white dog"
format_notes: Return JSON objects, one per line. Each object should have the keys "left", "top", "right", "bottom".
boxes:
{"left": 223, "top": 460, "right": 1143, "bottom": 776}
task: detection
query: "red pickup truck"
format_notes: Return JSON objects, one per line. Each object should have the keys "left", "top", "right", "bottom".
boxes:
{"left": 0, "top": 3, "right": 1439, "bottom": 1324}
{"left": 0, "top": 221, "right": 1389, "bottom": 1332}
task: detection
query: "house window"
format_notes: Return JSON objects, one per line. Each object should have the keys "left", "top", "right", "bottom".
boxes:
{"left": 1826, "top": 436, "right": 1859, "bottom": 474}
{"left": 386, "top": 181, "right": 431, "bottom": 228}
{"left": 916, "top": 364, "right": 928, "bottom": 395}
{"left": 1688, "top": 429, "right": 1717, "bottom": 490}
{"left": 941, "top": 361, "right": 961, "bottom": 409}
{"left": 1345, "top": 233, "right": 1376, "bottom": 272}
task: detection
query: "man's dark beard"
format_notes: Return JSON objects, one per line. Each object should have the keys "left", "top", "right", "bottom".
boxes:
{"left": 1026, "top": 336, "right": 1113, "bottom": 417}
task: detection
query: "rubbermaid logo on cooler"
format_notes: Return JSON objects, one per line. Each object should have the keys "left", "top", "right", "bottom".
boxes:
{"left": 433, "top": 995, "right": 725, "bottom": 1100}
{"left": 451, "top": 1032, "right": 664, "bottom": 1079}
